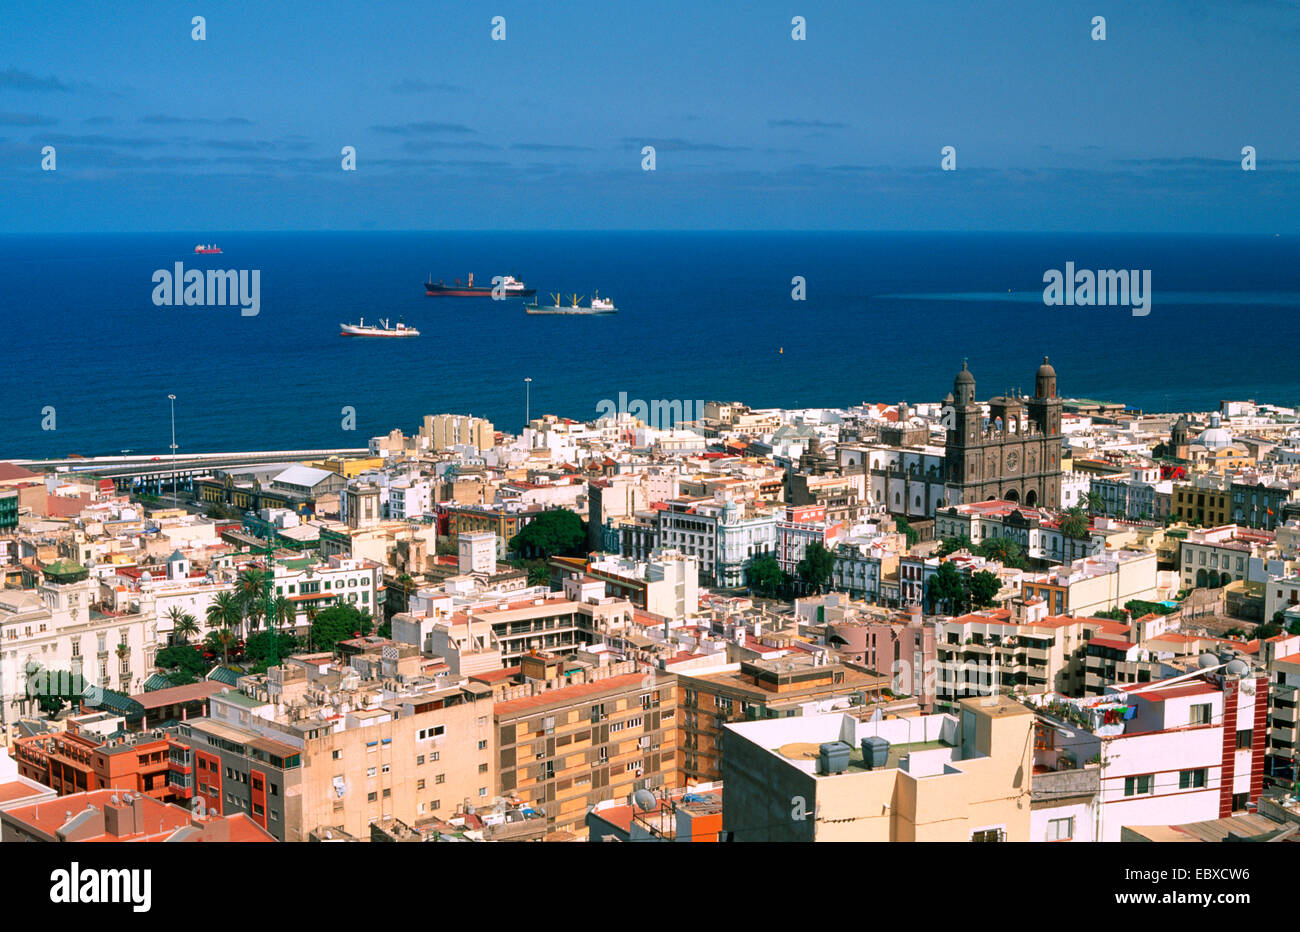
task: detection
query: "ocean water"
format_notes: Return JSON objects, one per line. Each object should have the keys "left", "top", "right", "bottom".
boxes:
{"left": 2, "top": 231, "right": 1298, "bottom": 460}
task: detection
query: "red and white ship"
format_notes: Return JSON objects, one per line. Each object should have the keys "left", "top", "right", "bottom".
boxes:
{"left": 340, "top": 317, "right": 420, "bottom": 338}
{"left": 194, "top": 244, "right": 222, "bottom": 254}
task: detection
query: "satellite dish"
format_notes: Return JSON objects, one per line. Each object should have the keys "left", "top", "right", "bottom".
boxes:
{"left": 633, "top": 789, "right": 657, "bottom": 812}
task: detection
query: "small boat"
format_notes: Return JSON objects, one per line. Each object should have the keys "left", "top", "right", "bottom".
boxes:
{"left": 424, "top": 272, "right": 535, "bottom": 297}
{"left": 340, "top": 317, "right": 420, "bottom": 337}
{"left": 525, "top": 292, "right": 618, "bottom": 315}
{"left": 194, "top": 244, "right": 222, "bottom": 254}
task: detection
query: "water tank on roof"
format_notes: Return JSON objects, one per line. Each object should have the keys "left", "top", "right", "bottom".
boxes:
{"left": 818, "top": 741, "right": 852, "bottom": 775}
{"left": 861, "top": 736, "right": 891, "bottom": 770}
{"left": 1225, "top": 659, "right": 1250, "bottom": 677}
{"left": 1197, "top": 652, "right": 1219, "bottom": 669}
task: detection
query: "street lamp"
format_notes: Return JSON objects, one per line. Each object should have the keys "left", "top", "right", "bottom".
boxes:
{"left": 168, "top": 394, "right": 178, "bottom": 506}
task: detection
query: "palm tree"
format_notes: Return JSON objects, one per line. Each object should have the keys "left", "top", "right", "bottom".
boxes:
{"left": 169, "top": 608, "right": 200, "bottom": 644}
{"left": 205, "top": 628, "right": 237, "bottom": 666}
{"left": 1083, "top": 491, "right": 1103, "bottom": 516}
{"left": 237, "top": 567, "right": 269, "bottom": 638}
{"left": 206, "top": 591, "right": 241, "bottom": 633}
{"left": 268, "top": 594, "right": 296, "bottom": 634}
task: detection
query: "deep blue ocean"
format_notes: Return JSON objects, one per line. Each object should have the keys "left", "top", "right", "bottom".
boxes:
{"left": 2, "top": 231, "right": 1298, "bottom": 460}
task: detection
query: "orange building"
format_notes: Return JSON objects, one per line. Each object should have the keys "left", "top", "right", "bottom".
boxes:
{"left": 10, "top": 712, "right": 174, "bottom": 799}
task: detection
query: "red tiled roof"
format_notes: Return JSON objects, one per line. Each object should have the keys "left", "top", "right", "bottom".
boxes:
{"left": 0, "top": 463, "right": 39, "bottom": 481}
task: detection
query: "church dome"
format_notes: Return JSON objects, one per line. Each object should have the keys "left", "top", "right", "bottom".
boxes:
{"left": 954, "top": 361, "right": 974, "bottom": 386}
{"left": 1196, "top": 412, "right": 1234, "bottom": 449}
{"left": 1036, "top": 356, "right": 1056, "bottom": 381}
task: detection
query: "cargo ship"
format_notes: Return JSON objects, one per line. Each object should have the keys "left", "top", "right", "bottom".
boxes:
{"left": 194, "top": 244, "right": 222, "bottom": 254}
{"left": 424, "top": 273, "right": 535, "bottom": 297}
{"left": 340, "top": 317, "right": 420, "bottom": 337}
{"left": 525, "top": 292, "right": 617, "bottom": 315}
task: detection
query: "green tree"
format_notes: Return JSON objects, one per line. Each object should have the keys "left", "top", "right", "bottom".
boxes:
{"left": 1059, "top": 506, "right": 1091, "bottom": 541}
{"left": 236, "top": 567, "right": 269, "bottom": 636}
{"left": 206, "top": 590, "right": 242, "bottom": 632}
{"left": 928, "top": 561, "right": 966, "bottom": 614}
{"left": 521, "top": 560, "right": 550, "bottom": 587}
{"left": 894, "top": 516, "right": 919, "bottom": 548}
{"left": 968, "top": 570, "right": 1001, "bottom": 609}
{"left": 796, "top": 542, "right": 836, "bottom": 595}
{"left": 435, "top": 538, "right": 458, "bottom": 557}
{"left": 245, "top": 630, "right": 300, "bottom": 667}
{"left": 25, "top": 664, "right": 93, "bottom": 716}
{"left": 310, "top": 604, "right": 372, "bottom": 653}
{"left": 168, "top": 607, "right": 200, "bottom": 644}
{"left": 509, "top": 509, "right": 587, "bottom": 560}
{"left": 266, "top": 594, "right": 296, "bottom": 634}
{"left": 204, "top": 628, "right": 238, "bottom": 666}
{"left": 156, "top": 644, "right": 208, "bottom": 677}
{"left": 747, "top": 553, "right": 788, "bottom": 597}
{"left": 976, "top": 536, "right": 1029, "bottom": 569}
{"left": 937, "top": 535, "right": 974, "bottom": 557}
{"left": 1082, "top": 491, "right": 1103, "bottom": 515}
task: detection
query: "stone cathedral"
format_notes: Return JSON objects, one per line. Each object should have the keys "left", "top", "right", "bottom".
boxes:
{"left": 941, "top": 357, "right": 1063, "bottom": 508}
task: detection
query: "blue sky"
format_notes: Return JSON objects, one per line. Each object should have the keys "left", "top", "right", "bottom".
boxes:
{"left": 2, "top": 0, "right": 1298, "bottom": 231}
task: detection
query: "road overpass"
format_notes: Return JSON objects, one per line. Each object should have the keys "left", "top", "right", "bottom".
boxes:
{"left": 9, "top": 449, "right": 370, "bottom": 496}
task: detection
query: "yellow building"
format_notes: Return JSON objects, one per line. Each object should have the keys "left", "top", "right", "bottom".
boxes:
{"left": 720, "top": 696, "right": 1034, "bottom": 841}
{"left": 311, "top": 456, "right": 385, "bottom": 479}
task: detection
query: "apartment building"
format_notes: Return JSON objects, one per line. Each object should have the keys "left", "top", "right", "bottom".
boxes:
{"left": 776, "top": 504, "right": 845, "bottom": 581}
{"left": 11, "top": 712, "right": 173, "bottom": 798}
{"left": 267, "top": 554, "right": 383, "bottom": 630}
{"left": 935, "top": 602, "right": 1133, "bottom": 700}
{"left": 433, "top": 590, "right": 635, "bottom": 668}
{"left": 582, "top": 550, "right": 699, "bottom": 620}
{"left": 1173, "top": 475, "right": 1232, "bottom": 526}
{"left": 1179, "top": 525, "right": 1277, "bottom": 590}
{"left": 674, "top": 656, "right": 889, "bottom": 784}
{"left": 720, "top": 696, "right": 1034, "bottom": 841}
{"left": 492, "top": 662, "right": 678, "bottom": 835}
{"left": 1268, "top": 652, "right": 1300, "bottom": 786}
{"left": 1029, "top": 667, "right": 1269, "bottom": 841}
{"left": 422, "top": 414, "right": 495, "bottom": 453}
{"left": 1019, "top": 550, "right": 1158, "bottom": 617}
{"left": 167, "top": 654, "right": 495, "bottom": 842}
{"left": 678, "top": 498, "right": 779, "bottom": 588}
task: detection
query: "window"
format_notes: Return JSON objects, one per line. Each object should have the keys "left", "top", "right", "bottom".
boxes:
{"left": 479, "top": 787, "right": 488, "bottom": 797}
{"left": 1124, "top": 775, "right": 1153, "bottom": 796}
{"left": 478, "top": 762, "right": 488, "bottom": 773}
{"left": 1179, "top": 769, "right": 1207, "bottom": 789}
{"left": 1189, "top": 703, "right": 1212, "bottom": 725}
{"left": 971, "top": 828, "right": 1004, "bottom": 842}
{"left": 417, "top": 779, "right": 425, "bottom": 790}
{"left": 416, "top": 755, "right": 424, "bottom": 765}
{"left": 1236, "top": 729, "right": 1253, "bottom": 750}
{"left": 381, "top": 764, "right": 390, "bottom": 774}
{"left": 382, "top": 788, "right": 390, "bottom": 798}
{"left": 431, "top": 751, "right": 439, "bottom": 762}
{"left": 1232, "top": 793, "right": 1249, "bottom": 812}
{"left": 478, "top": 740, "right": 487, "bottom": 750}
{"left": 1047, "top": 817, "right": 1074, "bottom": 841}
{"left": 367, "top": 792, "right": 377, "bottom": 802}
{"left": 366, "top": 767, "right": 377, "bottom": 778}
{"left": 331, "top": 749, "right": 342, "bottom": 760}
{"left": 435, "top": 774, "right": 445, "bottom": 784}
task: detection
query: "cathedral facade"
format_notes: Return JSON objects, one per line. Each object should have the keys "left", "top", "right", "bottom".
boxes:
{"left": 942, "top": 357, "right": 1064, "bottom": 508}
